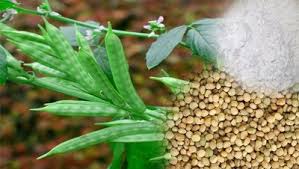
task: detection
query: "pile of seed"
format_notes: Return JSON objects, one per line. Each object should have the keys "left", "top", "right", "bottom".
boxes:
{"left": 166, "top": 68, "right": 299, "bottom": 169}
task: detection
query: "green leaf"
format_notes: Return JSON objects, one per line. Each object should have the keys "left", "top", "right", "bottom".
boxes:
{"left": 37, "top": 122, "right": 160, "bottom": 159}
{"left": 150, "top": 76, "right": 189, "bottom": 94}
{"left": 0, "top": 0, "right": 16, "bottom": 11}
{"left": 0, "top": 45, "right": 8, "bottom": 84}
{"left": 126, "top": 142, "right": 166, "bottom": 169}
{"left": 185, "top": 19, "right": 221, "bottom": 64}
{"left": 112, "top": 133, "right": 164, "bottom": 143}
{"left": 108, "top": 143, "right": 125, "bottom": 169}
{"left": 146, "top": 25, "right": 187, "bottom": 69}
{"left": 32, "top": 100, "right": 128, "bottom": 117}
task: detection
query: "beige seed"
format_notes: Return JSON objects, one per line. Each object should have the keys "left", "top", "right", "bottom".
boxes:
{"left": 255, "top": 109, "right": 264, "bottom": 118}
{"left": 267, "top": 115, "right": 276, "bottom": 123}
{"left": 274, "top": 113, "right": 283, "bottom": 120}
{"left": 243, "top": 93, "right": 251, "bottom": 102}
{"left": 189, "top": 146, "right": 197, "bottom": 153}
{"left": 189, "top": 102, "right": 198, "bottom": 110}
{"left": 228, "top": 88, "right": 236, "bottom": 96}
{"left": 277, "top": 98, "right": 286, "bottom": 106}
{"left": 191, "top": 134, "right": 201, "bottom": 142}
{"left": 206, "top": 83, "right": 216, "bottom": 90}
{"left": 184, "top": 96, "right": 192, "bottom": 104}
{"left": 231, "top": 107, "right": 239, "bottom": 115}
{"left": 206, "top": 134, "right": 214, "bottom": 141}
{"left": 197, "top": 149, "right": 206, "bottom": 158}
{"left": 235, "top": 151, "right": 243, "bottom": 159}
{"left": 245, "top": 145, "right": 253, "bottom": 153}
{"left": 186, "top": 116, "right": 194, "bottom": 124}
{"left": 165, "top": 131, "right": 174, "bottom": 139}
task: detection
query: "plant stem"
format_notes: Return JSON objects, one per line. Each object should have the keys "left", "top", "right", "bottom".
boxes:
{"left": 13, "top": 6, "right": 159, "bottom": 38}
{"left": 12, "top": 6, "right": 189, "bottom": 48}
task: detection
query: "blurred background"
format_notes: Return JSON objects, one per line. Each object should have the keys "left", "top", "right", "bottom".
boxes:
{"left": 0, "top": 0, "right": 232, "bottom": 168}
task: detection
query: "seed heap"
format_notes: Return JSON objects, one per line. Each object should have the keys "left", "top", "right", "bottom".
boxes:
{"left": 166, "top": 68, "right": 299, "bottom": 169}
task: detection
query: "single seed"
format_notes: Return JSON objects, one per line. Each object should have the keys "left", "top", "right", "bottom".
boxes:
{"left": 231, "top": 107, "right": 239, "bottom": 115}
{"left": 206, "top": 83, "right": 216, "bottom": 90}
{"left": 191, "top": 134, "right": 201, "bottom": 142}
{"left": 255, "top": 109, "right": 264, "bottom": 118}
{"left": 189, "top": 102, "right": 198, "bottom": 110}
{"left": 197, "top": 149, "right": 206, "bottom": 158}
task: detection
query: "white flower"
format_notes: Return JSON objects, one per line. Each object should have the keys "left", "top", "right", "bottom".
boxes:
{"left": 157, "top": 16, "right": 164, "bottom": 24}
{"left": 1, "top": 9, "right": 17, "bottom": 21}
{"left": 85, "top": 30, "right": 93, "bottom": 41}
{"left": 143, "top": 16, "right": 165, "bottom": 33}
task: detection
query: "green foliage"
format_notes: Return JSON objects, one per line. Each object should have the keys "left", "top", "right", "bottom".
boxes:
{"left": 38, "top": 122, "right": 161, "bottom": 159}
{"left": 108, "top": 143, "right": 125, "bottom": 169}
{"left": 105, "top": 23, "right": 146, "bottom": 113}
{"left": 185, "top": 19, "right": 221, "bottom": 64}
{"left": 24, "top": 62, "right": 66, "bottom": 78}
{"left": 1, "top": 21, "right": 167, "bottom": 169}
{"left": 76, "top": 30, "right": 125, "bottom": 106}
{"left": 112, "top": 133, "right": 164, "bottom": 143}
{"left": 0, "top": 0, "right": 16, "bottom": 11}
{"left": 150, "top": 76, "right": 189, "bottom": 94}
{"left": 146, "top": 25, "right": 187, "bottom": 69}
{"left": 0, "top": 45, "right": 8, "bottom": 84}
{"left": 126, "top": 142, "right": 166, "bottom": 169}
{"left": 32, "top": 100, "right": 128, "bottom": 117}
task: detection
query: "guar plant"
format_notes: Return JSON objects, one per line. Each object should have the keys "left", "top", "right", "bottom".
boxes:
{"left": 0, "top": 1, "right": 218, "bottom": 169}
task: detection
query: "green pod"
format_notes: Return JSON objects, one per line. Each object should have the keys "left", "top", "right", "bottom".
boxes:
{"left": 24, "top": 62, "right": 66, "bottom": 78}
{"left": 95, "top": 119, "right": 147, "bottom": 126}
{"left": 9, "top": 40, "right": 66, "bottom": 73}
{"left": 76, "top": 31, "right": 125, "bottom": 106}
{"left": 46, "top": 100, "right": 106, "bottom": 105}
{"left": 44, "top": 22, "right": 99, "bottom": 96}
{"left": 111, "top": 133, "right": 164, "bottom": 143}
{"left": 32, "top": 101, "right": 128, "bottom": 117}
{"left": 145, "top": 109, "right": 167, "bottom": 121}
{"left": 105, "top": 23, "right": 146, "bottom": 113}
{"left": 12, "top": 39, "right": 56, "bottom": 57}
{"left": 37, "top": 122, "right": 160, "bottom": 159}
{"left": 0, "top": 30, "right": 46, "bottom": 44}
{"left": 0, "top": 22, "right": 15, "bottom": 33}
{"left": 31, "top": 77, "right": 102, "bottom": 102}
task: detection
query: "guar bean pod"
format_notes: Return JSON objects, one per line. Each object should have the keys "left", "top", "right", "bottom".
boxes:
{"left": 32, "top": 101, "right": 128, "bottom": 117}
{"left": 105, "top": 23, "right": 146, "bottom": 113}
{"left": 95, "top": 119, "right": 147, "bottom": 126}
{"left": 25, "top": 62, "right": 66, "bottom": 78}
{"left": 1, "top": 30, "right": 46, "bottom": 44}
{"left": 76, "top": 31, "right": 125, "bottom": 106}
{"left": 44, "top": 22, "right": 97, "bottom": 93}
{"left": 31, "top": 77, "right": 102, "bottom": 102}
{"left": 38, "top": 122, "right": 160, "bottom": 159}
{"left": 9, "top": 40, "right": 65, "bottom": 72}
{"left": 46, "top": 100, "right": 106, "bottom": 105}
{"left": 111, "top": 133, "right": 164, "bottom": 143}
